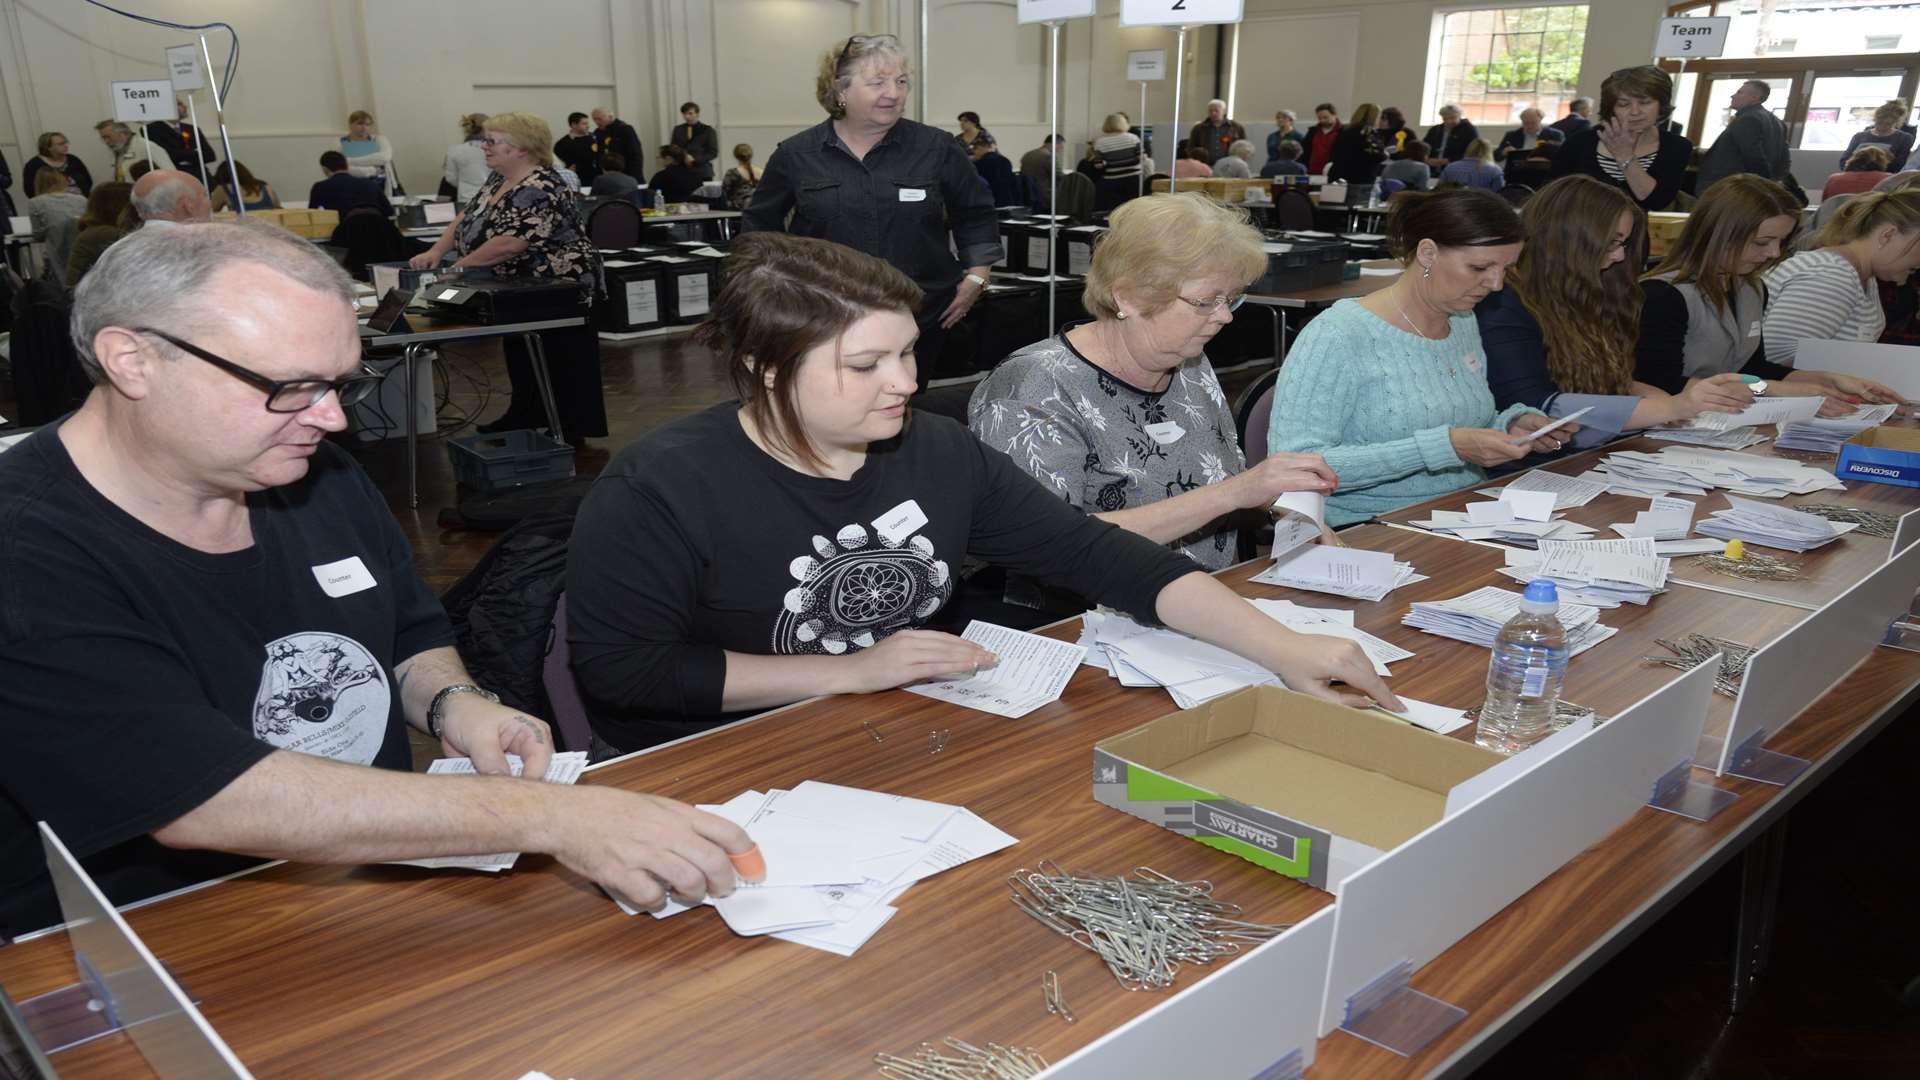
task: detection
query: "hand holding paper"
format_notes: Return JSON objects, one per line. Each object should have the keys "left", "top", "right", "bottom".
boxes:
{"left": 1511, "top": 407, "right": 1592, "bottom": 445}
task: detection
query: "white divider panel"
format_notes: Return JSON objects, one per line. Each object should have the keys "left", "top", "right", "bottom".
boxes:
{"left": 1795, "top": 340, "right": 1920, "bottom": 400}
{"left": 1044, "top": 906, "right": 1333, "bottom": 1077}
{"left": 1318, "top": 662, "right": 1720, "bottom": 1036}
{"left": 1894, "top": 507, "right": 1920, "bottom": 562}
{"left": 1710, "top": 535, "right": 1920, "bottom": 774}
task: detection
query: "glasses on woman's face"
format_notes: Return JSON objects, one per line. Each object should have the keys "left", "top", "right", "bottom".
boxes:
{"left": 1174, "top": 293, "right": 1247, "bottom": 314}
{"left": 135, "top": 328, "right": 382, "bottom": 413}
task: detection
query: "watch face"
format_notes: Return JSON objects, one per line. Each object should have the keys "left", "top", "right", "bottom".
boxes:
{"left": 1750, "top": 381, "right": 1767, "bottom": 395}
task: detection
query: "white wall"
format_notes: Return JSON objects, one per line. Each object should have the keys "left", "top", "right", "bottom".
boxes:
{"left": 0, "top": 0, "right": 1671, "bottom": 203}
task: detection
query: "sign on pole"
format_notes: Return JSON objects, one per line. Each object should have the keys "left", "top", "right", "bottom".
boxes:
{"left": 1120, "top": 0, "right": 1243, "bottom": 27}
{"left": 1653, "top": 16, "right": 1731, "bottom": 58}
{"left": 1127, "top": 49, "right": 1168, "bottom": 81}
{"left": 1018, "top": 0, "right": 1095, "bottom": 22}
{"left": 166, "top": 44, "right": 204, "bottom": 92}
{"left": 111, "top": 79, "right": 174, "bottom": 123}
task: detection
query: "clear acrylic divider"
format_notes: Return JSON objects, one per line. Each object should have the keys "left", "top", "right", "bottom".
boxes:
{"left": 1646, "top": 758, "right": 1738, "bottom": 822}
{"left": 1723, "top": 729, "right": 1811, "bottom": 786}
{"left": 1248, "top": 1047, "right": 1305, "bottom": 1080}
{"left": 1337, "top": 959, "right": 1465, "bottom": 1058}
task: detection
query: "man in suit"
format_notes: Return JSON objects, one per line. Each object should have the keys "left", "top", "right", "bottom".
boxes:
{"left": 670, "top": 102, "right": 720, "bottom": 181}
{"left": 1550, "top": 98, "right": 1593, "bottom": 138}
{"left": 1422, "top": 104, "right": 1480, "bottom": 168}
{"left": 553, "top": 112, "right": 602, "bottom": 186}
{"left": 146, "top": 97, "right": 217, "bottom": 175}
{"left": 1696, "top": 80, "right": 1791, "bottom": 192}
{"left": 308, "top": 151, "right": 393, "bottom": 217}
{"left": 590, "top": 107, "right": 645, "bottom": 184}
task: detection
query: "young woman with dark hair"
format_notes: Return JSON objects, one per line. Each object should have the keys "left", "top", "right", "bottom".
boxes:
{"left": 564, "top": 233, "right": 1399, "bottom": 756}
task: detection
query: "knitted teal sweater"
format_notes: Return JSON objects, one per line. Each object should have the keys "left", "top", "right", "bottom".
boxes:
{"left": 1267, "top": 298, "right": 1542, "bottom": 526}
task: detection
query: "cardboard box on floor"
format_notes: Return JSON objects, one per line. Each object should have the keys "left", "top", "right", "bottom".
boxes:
{"left": 1092, "top": 686, "right": 1505, "bottom": 894}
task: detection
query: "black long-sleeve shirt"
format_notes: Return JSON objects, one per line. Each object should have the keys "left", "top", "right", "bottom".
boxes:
{"left": 1422, "top": 120, "right": 1480, "bottom": 163}
{"left": 1328, "top": 126, "right": 1385, "bottom": 183}
{"left": 743, "top": 118, "right": 1001, "bottom": 291}
{"left": 565, "top": 404, "right": 1195, "bottom": 750}
{"left": 1551, "top": 126, "right": 1692, "bottom": 211}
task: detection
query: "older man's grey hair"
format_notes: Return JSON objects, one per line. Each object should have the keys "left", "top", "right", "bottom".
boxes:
{"left": 1276, "top": 109, "right": 1297, "bottom": 123}
{"left": 1570, "top": 97, "right": 1593, "bottom": 114}
{"left": 94, "top": 120, "right": 133, "bottom": 137}
{"left": 1229, "top": 139, "right": 1254, "bottom": 158}
{"left": 131, "top": 172, "right": 207, "bottom": 222}
{"left": 1439, "top": 103, "right": 1463, "bottom": 118}
{"left": 71, "top": 221, "right": 355, "bottom": 384}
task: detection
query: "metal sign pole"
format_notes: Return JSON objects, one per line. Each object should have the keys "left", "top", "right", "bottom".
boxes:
{"left": 1169, "top": 25, "right": 1187, "bottom": 193}
{"left": 1047, "top": 19, "right": 1060, "bottom": 331}
{"left": 919, "top": 0, "right": 930, "bottom": 122}
{"left": 185, "top": 93, "right": 209, "bottom": 192}
{"left": 1138, "top": 80, "right": 1147, "bottom": 198}
{"left": 199, "top": 35, "right": 244, "bottom": 217}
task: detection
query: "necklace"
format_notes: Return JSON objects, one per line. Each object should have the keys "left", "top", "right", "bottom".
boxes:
{"left": 1390, "top": 285, "right": 1434, "bottom": 341}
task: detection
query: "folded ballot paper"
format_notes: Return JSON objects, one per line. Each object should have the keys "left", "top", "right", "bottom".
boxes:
{"left": 621, "top": 782, "right": 1017, "bottom": 956}
{"left": 1406, "top": 484, "right": 1601, "bottom": 546}
{"left": 1497, "top": 537, "right": 1671, "bottom": 606}
{"left": 902, "top": 621, "right": 1084, "bottom": 718}
{"left": 1643, "top": 426, "right": 1771, "bottom": 450}
{"left": 1402, "top": 586, "right": 1617, "bottom": 655}
{"left": 1473, "top": 469, "right": 1608, "bottom": 510}
{"left": 1772, "top": 403, "right": 1900, "bottom": 454}
{"left": 1269, "top": 490, "right": 1330, "bottom": 559}
{"left": 1660, "top": 395, "right": 1825, "bottom": 433}
{"left": 1693, "top": 495, "right": 1858, "bottom": 552}
{"left": 1590, "top": 447, "right": 1845, "bottom": 499}
{"left": 1249, "top": 542, "right": 1426, "bottom": 601}
{"left": 390, "top": 752, "right": 590, "bottom": 872}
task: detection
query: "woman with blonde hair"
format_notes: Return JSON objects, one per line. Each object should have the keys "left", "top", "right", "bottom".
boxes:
{"left": 1479, "top": 176, "right": 1745, "bottom": 452}
{"left": 442, "top": 112, "right": 491, "bottom": 203}
{"left": 971, "top": 192, "right": 1340, "bottom": 609}
{"left": 1841, "top": 99, "right": 1912, "bottom": 173}
{"left": 1093, "top": 112, "right": 1144, "bottom": 209}
{"left": 1439, "top": 138, "right": 1504, "bottom": 191}
{"left": 340, "top": 109, "right": 397, "bottom": 195}
{"left": 1763, "top": 189, "right": 1920, "bottom": 381}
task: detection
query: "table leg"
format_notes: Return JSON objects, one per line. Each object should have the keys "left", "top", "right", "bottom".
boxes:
{"left": 1728, "top": 819, "right": 1788, "bottom": 1014}
{"left": 403, "top": 343, "right": 426, "bottom": 508}
{"left": 525, "top": 332, "right": 564, "bottom": 439}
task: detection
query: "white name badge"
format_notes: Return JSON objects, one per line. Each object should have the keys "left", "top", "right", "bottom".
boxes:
{"left": 898, "top": 188, "right": 927, "bottom": 203}
{"left": 874, "top": 499, "right": 930, "bottom": 545}
{"left": 312, "top": 555, "right": 377, "bottom": 598}
{"left": 1748, "top": 320, "right": 1761, "bottom": 338}
{"left": 1143, "top": 420, "right": 1186, "bottom": 445}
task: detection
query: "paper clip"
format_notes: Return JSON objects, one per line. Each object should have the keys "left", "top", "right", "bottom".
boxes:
{"left": 862, "top": 720, "right": 885, "bottom": 743}
{"left": 927, "top": 729, "right": 952, "bottom": 755}
{"left": 1042, "top": 970, "right": 1075, "bottom": 1022}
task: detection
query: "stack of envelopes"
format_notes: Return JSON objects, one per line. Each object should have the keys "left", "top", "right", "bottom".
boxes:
{"left": 1693, "top": 495, "right": 1858, "bottom": 552}
{"left": 1402, "top": 585, "right": 1616, "bottom": 654}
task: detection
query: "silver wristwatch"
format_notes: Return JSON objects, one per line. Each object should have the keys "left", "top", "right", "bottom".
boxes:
{"left": 427, "top": 683, "right": 500, "bottom": 739}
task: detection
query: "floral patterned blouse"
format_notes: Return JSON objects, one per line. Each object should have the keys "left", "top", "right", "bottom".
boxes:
{"left": 453, "top": 166, "right": 594, "bottom": 281}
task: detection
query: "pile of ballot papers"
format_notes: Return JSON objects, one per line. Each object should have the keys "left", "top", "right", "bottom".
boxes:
{"left": 1404, "top": 485, "right": 1601, "bottom": 546}
{"left": 1473, "top": 470, "right": 1608, "bottom": 509}
{"left": 1496, "top": 538, "right": 1670, "bottom": 606}
{"left": 1658, "top": 396, "right": 1825, "bottom": 433}
{"left": 1249, "top": 542, "right": 1426, "bottom": 601}
{"left": 1693, "top": 495, "right": 1858, "bottom": 552}
{"left": 1587, "top": 447, "right": 1846, "bottom": 499}
{"left": 1772, "top": 403, "right": 1901, "bottom": 454}
{"left": 1402, "top": 586, "right": 1617, "bottom": 655}
{"left": 624, "top": 782, "right": 1018, "bottom": 956}
{"left": 1643, "top": 427, "right": 1771, "bottom": 449}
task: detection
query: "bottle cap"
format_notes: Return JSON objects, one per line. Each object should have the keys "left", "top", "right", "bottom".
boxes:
{"left": 1724, "top": 539, "right": 1745, "bottom": 561}
{"left": 1522, "top": 579, "right": 1558, "bottom": 604}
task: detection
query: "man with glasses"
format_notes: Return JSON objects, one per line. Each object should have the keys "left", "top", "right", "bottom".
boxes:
{"left": 0, "top": 223, "right": 757, "bottom": 938}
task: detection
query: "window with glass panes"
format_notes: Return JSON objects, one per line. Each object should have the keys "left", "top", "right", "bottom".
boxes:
{"left": 1431, "top": 6, "right": 1589, "bottom": 126}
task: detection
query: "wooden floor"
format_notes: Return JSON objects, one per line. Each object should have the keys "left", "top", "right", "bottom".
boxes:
{"left": 8, "top": 327, "right": 1919, "bottom": 1076}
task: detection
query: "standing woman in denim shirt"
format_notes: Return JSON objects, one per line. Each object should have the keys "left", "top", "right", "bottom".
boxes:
{"left": 744, "top": 35, "right": 1001, "bottom": 393}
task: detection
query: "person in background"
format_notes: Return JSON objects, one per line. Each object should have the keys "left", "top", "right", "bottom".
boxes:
{"left": 1478, "top": 175, "right": 1745, "bottom": 454}
{"left": 339, "top": 110, "right": 397, "bottom": 195}
{"left": 1304, "top": 103, "right": 1341, "bottom": 175}
{"left": 208, "top": 161, "right": 278, "bottom": 212}
{"left": 23, "top": 133, "right": 92, "bottom": 197}
{"left": 589, "top": 152, "right": 641, "bottom": 200}
{"left": 1494, "top": 108, "right": 1563, "bottom": 163}
{"left": 1764, "top": 189, "right": 1920, "bottom": 369}
{"left": 1552, "top": 65, "right": 1691, "bottom": 211}
{"left": 1174, "top": 143, "right": 1213, "bottom": 180}
{"left": 1550, "top": 98, "right": 1594, "bottom": 138}
{"left": 1268, "top": 109, "right": 1307, "bottom": 160}
{"left": 1267, "top": 188, "right": 1564, "bottom": 525}
{"left": 1422, "top": 104, "right": 1480, "bottom": 168}
{"left": 1841, "top": 99, "right": 1913, "bottom": 173}
{"left": 970, "top": 191, "right": 1341, "bottom": 614}
{"left": 1093, "top": 114, "right": 1144, "bottom": 208}
{"left": 0, "top": 146, "right": 14, "bottom": 218}
{"left": 1695, "top": 81, "right": 1790, "bottom": 193}
{"left": 1439, "top": 139, "right": 1505, "bottom": 191}
{"left": 444, "top": 113, "right": 492, "bottom": 203}
{"left": 410, "top": 112, "right": 605, "bottom": 446}
{"left": 744, "top": 34, "right": 1000, "bottom": 395}
{"left": 1825, "top": 145, "right": 1894, "bottom": 201}
{"left": 129, "top": 170, "right": 212, "bottom": 228}
{"left": 1381, "top": 140, "right": 1432, "bottom": 192}
{"left": 671, "top": 102, "right": 720, "bottom": 181}
{"left": 969, "top": 137, "right": 1023, "bottom": 207}
{"left": 1636, "top": 174, "right": 1891, "bottom": 409}
{"left": 146, "top": 97, "right": 216, "bottom": 176}
{"left": 566, "top": 231, "right": 1399, "bottom": 756}
{"left": 1211, "top": 139, "right": 1256, "bottom": 179}
{"left": 721, "top": 143, "right": 760, "bottom": 210}
{"left": 648, "top": 144, "right": 706, "bottom": 204}
{"left": 1189, "top": 99, "right": 1246, "bottom": 166}
{"left": 1261, "top": 139, "right": 1308, "bottom": 179}
{"left": 1019, "top": 135, "right": 1063, "bottom": 207}
{"left": 955, "top": 111, "right": 993, "bottom": 154}
{"left": 553, "top": 112, "right": 602, "bottom": 187}
{"left": 94, "top": 121, "right": 157, "bottom": 184}
{"left": 590, "top": 107, "right": 645, "bottom": 182}
{"left": 1378, "top": 106, "right": 1411, "bottom": 157}
{"left": 309, "top": 151, "right": 393, "bottom": 217}
{"left": 1877, "top": 172, "right": 1920, "bottom": 348}
{"left": 62, "top": 181, "right": 132, "bottom": 288}
{"left": 26, "top": 170, "right": 87, "bottom": 280}
{"left": 1329, "top": 103, "right": 1386, "bottom": 184}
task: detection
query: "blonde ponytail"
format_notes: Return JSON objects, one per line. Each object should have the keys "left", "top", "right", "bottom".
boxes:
{"left": 1814, "top": 190, "right": 1920, "bottom": 248}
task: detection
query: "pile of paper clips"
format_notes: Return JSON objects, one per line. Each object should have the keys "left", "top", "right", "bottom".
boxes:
{"left": 1007, "top": 862, "right": 1289, "bottom": 991}
{"left": 1644, "top": 633, "right": 1755, "bottom": 697}
{"left": 874, "top": 1038, "right": 1047, "bottom": 1079}
{"left": 1796, "top": 503, "right": 1898, "bottom": 538}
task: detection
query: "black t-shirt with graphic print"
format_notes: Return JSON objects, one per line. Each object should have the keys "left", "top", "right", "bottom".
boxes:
{"left": 566, "top": 403, "right": 1198, "bottom": 752}
{"left": 0, "top": 425, "right": 451, "bottom": 938}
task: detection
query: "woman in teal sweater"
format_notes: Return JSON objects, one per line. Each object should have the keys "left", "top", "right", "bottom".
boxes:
{"left": 1269, "top": 188, "right": 1568, "bottom": 525}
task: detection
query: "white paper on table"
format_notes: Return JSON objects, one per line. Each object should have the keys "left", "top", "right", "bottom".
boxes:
{"left": 882, "top": 808, "right": 1019, "bottom": 889}
{"left": 1537, "top": 536, "right": 1658, "bottom": 558}
{"left": 1375, "top": 697, "right": 1471, "bottom": 734}
{"left": 775, "top": 781, "right": 958, "bottom": 842}
{"left": 1681, "top": 396, "right": 1823, "bottom": 431}
{"left": 729, "top": 816, "right": 865, "bottom": 889}
{"left": 903, "top": 620, "right": 1085, "bottom": 718}
{"left": 1655, "top": 538, "right": 1733, "bottom": 555}
{"left": 1478, "top": 470, "right": 1609, "bottom": 509}
{"left": 710, "top": 886, "right": 837, "bottom": 934}
{"left": 1251, "top": 599, "right": 1412, "bottom": 676}
{"left": 1534, "top": 548, "right": 1667, "bottom": 590}
{"left": 1259, "top": 544, "right": 1397, "bottom": 596}
{"left": 1511, "top": 407, "right": 1594, "bottom": 444}
{"left": 1499, "top": 488, "right": 1559, "bottom": 522}
{"left": 772, "top": 903, "right": 898, "bottom": 956}
{"left": 1465, "top": 501, "right": 1517, "bottom": 525}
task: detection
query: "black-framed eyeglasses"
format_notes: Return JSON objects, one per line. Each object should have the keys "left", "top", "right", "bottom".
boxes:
{"left": 134, "top": 327, "right": 383, "bottom": 413}
{"left": 1174, "top": 293, "right": 1247, "bottom": 313}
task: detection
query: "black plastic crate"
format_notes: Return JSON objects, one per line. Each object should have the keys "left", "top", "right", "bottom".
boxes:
{"left": 447, "top": 429, "right": 574, "bottom": 493}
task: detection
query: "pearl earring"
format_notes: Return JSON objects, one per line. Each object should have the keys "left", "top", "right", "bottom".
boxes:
{"left": 1116, "top": 311, "right": 1128, "bottom": 320}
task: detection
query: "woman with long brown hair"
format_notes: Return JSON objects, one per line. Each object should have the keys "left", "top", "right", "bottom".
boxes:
{"left": 1478, "top": 175, "right": 1746, "bottom": 451}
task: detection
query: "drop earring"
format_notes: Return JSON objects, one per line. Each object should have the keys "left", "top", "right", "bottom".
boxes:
{"left": 1422, "top": 262, "right": 1432, "bottom": 280}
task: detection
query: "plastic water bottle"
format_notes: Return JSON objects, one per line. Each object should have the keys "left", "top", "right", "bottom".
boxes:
{"left": 652, "top": 188, "right": 665, "bottom": 213}
{"left": 1475, "top": 579, "right": 1569, "bottom": 754}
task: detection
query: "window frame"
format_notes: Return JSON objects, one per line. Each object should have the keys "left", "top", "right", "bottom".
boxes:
{"left": 1422, "top": 1, "right": 1592, "bottom": 128}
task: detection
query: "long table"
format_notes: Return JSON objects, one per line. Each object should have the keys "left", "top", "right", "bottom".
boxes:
{"left": 5, "top": 430, "right": 1920, "bottom": 1077}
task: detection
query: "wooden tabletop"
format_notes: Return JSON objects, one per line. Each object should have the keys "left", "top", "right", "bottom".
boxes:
{"left": 7, "top": 507, "right": 1914, "bottom": 1078}
{"left": 1247, "top": 260, "right": 1403, "bottom": 309}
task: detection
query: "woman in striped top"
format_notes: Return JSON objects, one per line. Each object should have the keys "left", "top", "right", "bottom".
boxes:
{"left": 1092, "top": 113, "right": 1144, "bottom": 211}
{"left": 1552, "top": 65, "right": 1691, "bottom": 211}
{"left": 1763, "top": 190, "right": 1920, "bottom": 380}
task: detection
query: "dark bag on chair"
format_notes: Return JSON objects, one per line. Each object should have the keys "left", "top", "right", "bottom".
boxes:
{"left": 9, "top": 277, "right": 89, "bottom": 425}
{"left": 439, "top": 512, "right": 577, "bottom": 719}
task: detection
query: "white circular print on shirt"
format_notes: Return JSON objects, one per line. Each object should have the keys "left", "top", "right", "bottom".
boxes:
{"left": 773, "top": 522, "right": 950, "bottom": 655}
{"left": 251, "top": 632, "right": 391, "bottom": 764}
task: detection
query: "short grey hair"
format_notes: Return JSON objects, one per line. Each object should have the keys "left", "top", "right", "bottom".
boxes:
{"left": 71, "top": 222, "right": 355, "bottom": 384}
{"left": 1276, "top": 109, "right": 1297, "bottom": 123}
{"left": 131, "top": 173, "right": 204, "bottom": 222}
{"left": 1519, "top": 107, "right": 1544, "bottom": 122}
{"left": 95, "top": 120, "right": 132, "bottom": 137}
{"left": 1570, "top": 97, "right": 1593, "bottom": 114}
{"left": 1229, "top": 139, "right": 1254, "bottom": 158}
{"left": 1439, "top": 103, "right": 1462, "bottom": 118}
{"left": 1207, "top": 98, "right": 1227, "bottom": 112}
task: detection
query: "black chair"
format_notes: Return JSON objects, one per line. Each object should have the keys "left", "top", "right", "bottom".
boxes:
{"left": 586, "top": 200, "right": 643, "bottom": 249}
{"left": 1232, "top": 368, "right": 1281, "bottom": 561}
{"left": 1498, "top": 184, "right": 1535, "bottom": 209}
{"left": 1274, "top": 189, "right": 1316, "bottom": 231}
{"left": 330, "top": 209, "right": 408, "bottom": 281}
